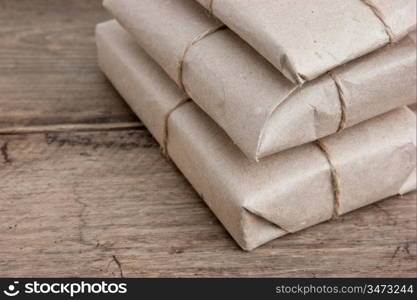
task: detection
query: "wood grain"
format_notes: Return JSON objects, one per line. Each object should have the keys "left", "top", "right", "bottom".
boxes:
{"left": 0, "top": 130, "right": 415, "bottom": 277}
{"left": 0, "top": 0, "right": 138, "bottom": 131}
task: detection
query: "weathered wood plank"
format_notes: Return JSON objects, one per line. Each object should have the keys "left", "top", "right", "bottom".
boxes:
{"left": 0, "top": 0, "right": 138, "bottom": 130}
{"left": 0, "top": 130, "right": 415, "bottom": 277}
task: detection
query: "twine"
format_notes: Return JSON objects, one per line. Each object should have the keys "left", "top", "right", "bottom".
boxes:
{"left": 316, "top": 140, "right": 342, "bottom": 219}
{"left": 207, "top": 0, "right": 214, "bottom": 14}
{"left": 329, "top": 71, "right": 348, "bottom": 132}
{"left": 161, "top": 98, "right": 190, "bottom": 158}
{"left": 164, "top": 23, "right": 224, "bottom": 155}
{"left": 177, "top": 24, "right": 225, "bottom": 91}
{"left": 361, "top": 0, "right": 396, "bottom": 43}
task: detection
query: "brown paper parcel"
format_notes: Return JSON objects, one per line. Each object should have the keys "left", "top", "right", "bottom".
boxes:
{"left": 104, "top": 0, "right": 416, "bottom": 161}
{"left": 96, "top": 20, "right": 416, "bottom": 251}
{"left": 195, "top": 0, "right": 416, "bottom": 84}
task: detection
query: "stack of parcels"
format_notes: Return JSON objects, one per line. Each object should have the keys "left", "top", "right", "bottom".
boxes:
{"left": 97, "top": 0, "right": 417, "bottom": 250}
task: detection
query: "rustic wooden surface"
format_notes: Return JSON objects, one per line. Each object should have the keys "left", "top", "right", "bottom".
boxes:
{"left": 0, "top": 0, "right": 416, "bottom": 277}
{"left": 0, "top": 0, "right": 139, "bottom": 131}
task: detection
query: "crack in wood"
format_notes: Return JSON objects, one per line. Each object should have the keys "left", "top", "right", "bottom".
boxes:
{"left": 403, "top": 243, "right": 410, "bottom": 256}
{"left": 72, "top": 183, "right": 115, "bottom": 255}
{"left": 72, "top": 185, "right": 95, "bottom": 248}
{"left": 391, "top": 243, "right": 413, "bottom": 261}
{"left": 1, "top": 142, "right": 12, "bottom": 163}
{"left": 112, "top": 255, "right": 124, "bottom": 278}
{"left": 391, "top": 246, "right": 401, "bottom": 261}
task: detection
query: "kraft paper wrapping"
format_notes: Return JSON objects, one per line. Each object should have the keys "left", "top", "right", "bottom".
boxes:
{"left": 103, "top": 0, "right": 417, "bottom": 161}
{"left": 96, "top": 20, "right": 417, "bottom": 250}
{"left": 195, "top": 0, "right": 416, "bottom": 84}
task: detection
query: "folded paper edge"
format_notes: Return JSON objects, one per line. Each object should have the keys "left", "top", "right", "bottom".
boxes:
{"left": 254, "top": 87, "right": 299, "bottom": 161}
{"left": 240, "top": 208, "right": 288, "bottom": 251}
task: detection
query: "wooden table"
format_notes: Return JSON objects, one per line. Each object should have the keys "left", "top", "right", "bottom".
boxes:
{"left": 0, "top": 0, "right": 416, "bottom": 277}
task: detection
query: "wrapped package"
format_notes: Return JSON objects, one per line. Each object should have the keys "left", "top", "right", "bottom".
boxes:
{"left": 96, "top": 20, "right": 417, "bottom": 250}
{"left": 104, "top": 0, "right": 416, "bottom": 161}
{"left": 195, "top": 0, "right": 416, "bottom": 84}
